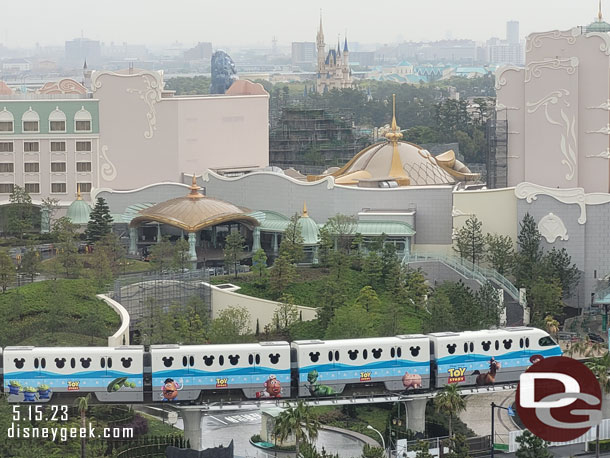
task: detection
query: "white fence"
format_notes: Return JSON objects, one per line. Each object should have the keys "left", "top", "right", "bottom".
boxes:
{"left": 507, "top": 419, "right": 610, "bottom": 452}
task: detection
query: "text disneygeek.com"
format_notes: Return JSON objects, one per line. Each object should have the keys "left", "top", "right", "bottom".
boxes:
{"left": 7, "top": 423, "right": 134, "bottom": 442}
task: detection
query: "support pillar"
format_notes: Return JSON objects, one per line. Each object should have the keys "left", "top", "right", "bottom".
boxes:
{"left": 180, "top": 409, "right": 204, "bottom": 451}
{"left": 212, "top": 226, "right": 217, "bottom": 248}
{"left": 253, "top": 227, "right": 261, "bottom": 252}
{"left": 272, "top": 232, "right": 278, "bottom": 255}
{"left": 405, "top": 398, "right": 427, "bottom": 434}
{"left": 156, "top": 223, "right": 162, "bottom": 243}
{"left": 188, "top": 232, "right": 197, "bottom": 262}
{"left": 128, "top": 227, "right": 138, "bottom": 255}
{"left": 312, "top": 246, "right": 319, "bottom": 265}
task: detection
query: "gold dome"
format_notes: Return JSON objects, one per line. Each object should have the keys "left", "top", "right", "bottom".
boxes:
{"left": 129, "top": 176, "right": 259, "bottom": 232}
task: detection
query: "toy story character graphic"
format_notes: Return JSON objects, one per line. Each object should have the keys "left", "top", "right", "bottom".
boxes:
{"left": 306, "top": 369, "right": 335, "bottom": 396}
{"left": 256, "top": 374, "right": 282, "bottom": 398}
{"left": 473, "top": 357, "right": 501, "bottom": 386}
{"left": 402, "top": 371, "right": 422, "bottom": 390}
{"left": 161, "top": 378, "right": 182, "bottom": 401}
{"left": 530, "top": 354, "right": 544, "bottom": 365}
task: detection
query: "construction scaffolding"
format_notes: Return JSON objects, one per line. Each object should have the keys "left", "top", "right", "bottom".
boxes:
{"left": 486, "top": 110, "right": 508, "bottom": 189}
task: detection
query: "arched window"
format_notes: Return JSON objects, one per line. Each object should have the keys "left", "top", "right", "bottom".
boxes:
{"left": 49, "top": 107, "right": 66, "bottom": 132}
{"left": 22, "top": 107, "right": 39, "bottom": 132}
{"left": 74, "top": 107, "right": 92, "bottom": 132}
{"left": 0, "top": 108, "right": 14, "bottom": 132}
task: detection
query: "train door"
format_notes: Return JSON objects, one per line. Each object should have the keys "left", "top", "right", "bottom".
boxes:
{"left": 33, "top": 353, "right": 46, "bottom": 379}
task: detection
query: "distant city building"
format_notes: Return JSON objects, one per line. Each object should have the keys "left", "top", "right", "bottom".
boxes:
{"left": 65, "top": 38, "right": 101, "bottom": 65}
{"left": 485, "top": 21, "right": 524, "bottom": 65}
{"left": 506, "top": 20, "right": 520, "bottom": 44}
{"left": 315, "top": 15, "right": 354, "bottom": 93}
{"left": 184, "top": 42, "right": 213, "bottom": 61}
{"left": 417, "top": 40, "right": 477, "bottom": 63}
{"left": 1, "top": 58, "right": 30, "bottom": 73}
{"left": 349, "top": 51, "right": 376, "bottom": 68}
{"left": 291, "top": 42, "right": 316, "bottom": 68}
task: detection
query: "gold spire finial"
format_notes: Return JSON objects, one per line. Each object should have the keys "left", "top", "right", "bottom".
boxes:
{"left": 391, "top": 93, "right": 397, "bottom": 132}
{"left": 600, "top": 0, "right": 603, "bottom": 21}
{"left": 384, "top": 94, "right": 403, "bottom": 143}
{"left": 76, "top": 183, "right": 82, "bottom": 201}
{"left": 302, "top": 201, "right": 309, "bottom": 217}
{"left": 187, "top": 173, "right": 204, "bottom": 199}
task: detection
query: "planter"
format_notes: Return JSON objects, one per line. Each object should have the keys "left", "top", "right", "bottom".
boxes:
{"left": 23, "top": 391, "right": 37, "bottom": 402}
{"left": 8, "top": 385, "right": 20, "bottom": 395}
{"left": 38, "top": 389, "right": 51, "bottom": 399}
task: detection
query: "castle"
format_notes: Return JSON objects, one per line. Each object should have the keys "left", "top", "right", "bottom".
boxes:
{"left": 315, "top": 15, "right": 354, "bottom": 93}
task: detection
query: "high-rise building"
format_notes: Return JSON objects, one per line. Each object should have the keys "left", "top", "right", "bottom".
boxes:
{"left": 506, "top": 20, "right": 519, "bottom": 44}
{"left": 315, "top": 14, "right": 353, "bottom": 93}
{"left": 291, "top": 42, "right": 316, "bottom": 68}
{"left": 65, "top": 38, "right": 101, "bottom": 66}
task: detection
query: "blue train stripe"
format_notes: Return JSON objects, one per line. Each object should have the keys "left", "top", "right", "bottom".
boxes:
{"left": 4, "top": 370, "right": 139, "bottom": 379}
{"left": 299, "top": 360, "right": 429, "bottom": 373}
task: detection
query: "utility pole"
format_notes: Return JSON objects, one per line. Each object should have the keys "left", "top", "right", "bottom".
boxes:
{"left": 490, "top": 401, "right": 514, "bottom": 457}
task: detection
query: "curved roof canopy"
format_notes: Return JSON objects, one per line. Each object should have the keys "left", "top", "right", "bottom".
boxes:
{"left": 66, "top": 189, "right": 92, "bottom": 225}
{"left": 129, "top": 177, "right": 259, "bottom": 232}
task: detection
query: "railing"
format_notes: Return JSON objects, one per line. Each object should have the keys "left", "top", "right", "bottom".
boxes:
{"left": 403, "top": 252, "right": 520, "bottom": 302}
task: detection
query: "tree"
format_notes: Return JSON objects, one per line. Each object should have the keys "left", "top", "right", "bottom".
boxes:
{"left": 75, "top": 393, "right": 91, "bottom": 458}
{"left": 172, "top": 237, "right": 190, "bottom": 272}
{"left": 252, "top": 248, "right": 269, "bottom": 283}
{"left": 273, "top": 401, "right": 320, "bottom": 457}
{"left": 363, "top": 251, "right": 383, "bottom": 290}
{"left": 360, "top": 444, "right": 385, "bottom": 458}
{"left": 323, "top": 214, "right": 358, "bottom": 253}
{"left": 94, "top": 233, "right": 125, "bottom": 276}
{"left": 149, "top": 236, "right": 174, "bottom": 272}
{"left": 542, "top": 247, "right": 581, "bottom": 298}
{"left": 443, "top": 434, "right": 470, "bottom": 458}
{"left": 19, "top": 246, "right": 40, "bottom": 282}
{"left": 355, "top": 286, "right": 380, "bottom": 312}
{"left": 485, "top": 233, "right": 514, "bottom": 276}
{"left": 434, "top": 384, "right": 466, "bottom": 438}
{"left": 423, "top": 291, "right": 455, "bottom": 333}
{"left": 412, "top": 440, "right": 434, "bottom": 458}
{"left": 85, "top": 197, "right": 113, "bottom": 243}
{"left": 528, "top": 278, "right": 563, "bottom": 326}
{"left": 0, "top": 249, "right": 16, "bottom": 292}
{"left": 514, "top": 213, "right": 543, "bottom": 289}
{"left": 269, "top": 254, "right": 297, "bottom": 297}
{"left": 280, "top": 212, "right": 304, "bottom": 263}
{"left": 53, "top": 217, "right": 82, "bottom": 278}
{"left": 224, "top": 231, "right": 245, "bottom": 278}
{"left": 209, "top": 306, "right": 252, "bottom": 343}
{"left": 325, "top": 303, "right": 377, "bottom": 339}
{"left": 454, "top": 216, "right": 484, "bottom": 265}
{"left": 40, "top": 197, "right": 60, "bottom": 233}
{"left": 273, "top": 294, "right": 299, "bottom": 331}
{"left": 7, "top": 185, "right": 34, "bottom": 239}
{"left": 515, "top": 430, "right": 552, "bottom": 458}
{"left": 474, "top": 281, "right": 503, "bottom": 328}
{"left": 544, "top": 314, "right": 559, "bottom": 339}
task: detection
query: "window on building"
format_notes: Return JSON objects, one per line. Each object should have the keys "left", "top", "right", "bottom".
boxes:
{"left": 24, "top": 162, "right": 39, "bottom": 173}
{"left": 76, "top": 162, "right": 92, "bottom": 172}
{"left": 0, "top": 163, "right": 14, "bottom": 173}
{"left": 24, "top": 183, "right": 40, "bottom": 194}
{"left": 0, "top": 109, "right": 14, "bottom": 132}
{"left": 75, "top": 141, "right": 91, "bottom": 152}
{"left": 0, "top": 121, "right": 13, "bottom": 132}
{"left": 50, "top": 141, "right": 66, "bottom": 152}
{"left": 77, "top": 182, "right": 92, "bottom": 192}
{"left": 51, "top": 162, "right": 66, "bottom": 172}
{"left": 51, "top": 183, "right": 66, "bottom": 193}
{"left": 49, "top": 121, "right": 66, "bottom": 132}
{"left": 23, "top": 121, "right": 39, "bottom": 132}
{"left": 0, "top": 183, "right": 14, "bottom": 193}
{"left": 24, "top": 142, "right": 39, "bottom": 152}
{"left": 75, "top": 120, "right": 91, "bottom": 131}
{"left": 0, "top": 142, "right": 13, "bottom": 152}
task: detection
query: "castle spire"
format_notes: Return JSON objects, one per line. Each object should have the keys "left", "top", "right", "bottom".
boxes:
{"left": 343, "top": 35, "right": 349, "bottom": 53}
{"left": 600, "top": 0, "right": 604, "bottom": 21}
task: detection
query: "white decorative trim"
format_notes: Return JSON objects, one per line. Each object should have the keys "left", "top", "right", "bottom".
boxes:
{"left": 515, "top": 182, "right": 587, "bottom": 224}
{"left": 538, "top": 213, "right": 569, "bottom": 243}
{"left": 90, "top": 182, "right": 190, "bottom": 201}
{"left": 586, "top": 124, "right": 610, "bottom": 135}
{"left": 587, "top": 99, "right": 610, "bottom": 111}
{"left": 451, "top": 206, "right": 473, "bottom": 217}
{"left": 507, "top": 155, "right": 520, "bottom": 158}
{"left": 495, "top": 103, "right": 520, "bottom": 111}
{"left": 586, "top": 148, "right": 610, "bottom": 159}
{"left": 526, "top": 89, "right": 577, "bottom": 181}
{"left": 525, "top": 28, "right": 581, "bottom": 53}
{"left": 507, "top": 131, "right": 520, "bottom": 134}
{"left": 524, "top": 57, "right": 578, "bottom": 83}
{"left": 126, "top": 73, "right": 162, "bottom": 139}
{"left": 495, "top": 66, "right": 523, "bottom": 91}
{"left": 584, "top": 31, "right": 610, "bottom": 56}
{"left": 99, "top": 145, "right": 117, "bottom": 182}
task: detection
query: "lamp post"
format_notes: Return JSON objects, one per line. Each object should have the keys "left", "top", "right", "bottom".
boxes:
{"left": 490, "top": 402, "right": 514, "bottom": 457}
{"left": 367, "top": 425, "right": 387, "bottom": 457}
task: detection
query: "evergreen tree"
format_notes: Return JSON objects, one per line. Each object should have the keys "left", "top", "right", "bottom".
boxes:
{"left": 150, "top": 236, "right": 174, "bottom": 272}
{"left": 515, "top": 431, "right": 552, "bottom": 458}
{"left": 0, "top": 249, "right": 16, "bottom": 292}
{"left": 172, "top": 237, "right": 190, "bottom": 271}
{"left": 514, "top": 213, "right": 543, "bottom": 289}
{"left": 53, "top": 217, "right": 82, "bottom": 278}
{"left": 223, "top": 231, "right": 245, "bottom": 278}
{"left": 269, "top": 254, "right": 297, "bottom": 297}
{"left": 273, "top": 294, "right": 299, "bottom": 331}
{"left": 280, "top": 212, "right": 304, "bottom": 263}
{"left": 454, "top": 216, "right": 484, "bottom": 265}
{"left": 20, "top": 246, "right": 40, "bottom": 282}
{"left": 475, "top": 281, "right": 503, "bottom": 328}
{"left": 85, "top": 197, "right": 113, "bottom": 244}
{"left": 542, "top": 247, "right": 581, "bottom": 298}
{"left": 485, "top": 233, "right": 514, "bottom": 276}
{"left": 252, "top": 248, "right": 268, "bottom": 283}
{"left": 7, "top": 185, "right": 34, "bottom": 239}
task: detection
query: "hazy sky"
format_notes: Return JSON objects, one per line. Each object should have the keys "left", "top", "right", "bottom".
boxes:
{"left": 1, "top": 0, "right": 602, "bottom": 49}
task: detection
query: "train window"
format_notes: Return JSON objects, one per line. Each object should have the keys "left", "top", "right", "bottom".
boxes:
{"left": 41, "top": 358, "right": 46, "bottom": 369}
{"left": 526, "top": 338, "right": 530, "bottom": 347}
{"left": 255, "top": 354, "right": 260, "bottom": 364}
{"left": 363, "top": 349, "right": 368, "bottom": 360}
{"left": 108, "top": 358, "right": 112, "bottom": 368}
{"left": 391, "top": 348, "right": 395, "bottom": 358}
{"left": 539, "top": 336, "right": 556, "bottom": 347}
{"left": 34, "top": 358, "right": 39, "bottom": 369}
{"left": 328, "top": 351, "right": 333, "bottom": 361}
{"left": 495, "top": 340, "right": 499, "bottom": 351}
{"left": 519, "top": 338, "right": 524, "bottom": 348}
{"left": 397, "top": 347, "right": 402, "bottom": 357}
{"left": 182, "top": 356, "right": 188, "bottom": 367}
{"left": 189, "top": 356, "right": 194, "bottom": 367}
{"left": 463, "top": 343, "right": 468, "bottom": 353}
{"left": 219, "top": 355, "right": 224, "bottom": 366}
{"left": 335, "top": 351, "right": 339, "bottom": 361}
{"left": 101, "top": 358, "right": 105, "bottom": 368}
{"left": 249, "top": 354, "right": 254, "bottom": 365}
{"left": 469, "top": 343, "right": 474, "bottom": 352}
{"left": 71, "top": 358, "right": 75, "bottom": 369}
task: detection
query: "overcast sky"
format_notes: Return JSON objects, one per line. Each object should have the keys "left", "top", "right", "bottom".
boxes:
{"left": 1, "top": 0, "right": 601, "bottom": 49}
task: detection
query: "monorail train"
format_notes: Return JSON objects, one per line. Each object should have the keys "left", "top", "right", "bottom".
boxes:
{"left": 0, "top": 327, "right": 561, "bottom": 404}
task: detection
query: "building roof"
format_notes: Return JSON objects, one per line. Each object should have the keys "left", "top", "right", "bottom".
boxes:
{"left": 356, "top": 220, "right": 415, "bottom": 237}
{"left": 129, "top": 176, "right": 259, "bottom": 232}
{"left": 297, "top": 203, "right": 320, "bottom": 245}
{"left": 66, "top": 190, "right": 92, "bottom": 225}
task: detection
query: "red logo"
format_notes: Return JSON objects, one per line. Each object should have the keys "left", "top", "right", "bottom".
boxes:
{"left": 516, "top": 356, "right": 602, "bottom": 442}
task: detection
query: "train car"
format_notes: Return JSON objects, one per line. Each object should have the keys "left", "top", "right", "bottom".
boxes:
{"left": 150, "top": 342, "right": 291, "bottom": 402}
{"left": 430, "top": 327, "right": 562, "bottom": 387}
{"left": 292, "top": 335, "right": 431, "bottom": 397}
{"left": 3, "top": 346, "right": 144, "bottom": 403}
